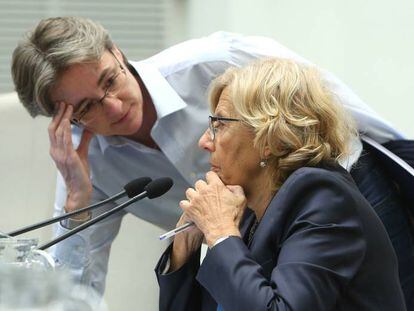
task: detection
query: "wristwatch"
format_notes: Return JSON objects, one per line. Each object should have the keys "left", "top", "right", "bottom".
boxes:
{"left": 60, "top": 211, "right": 92, "bottom": 230}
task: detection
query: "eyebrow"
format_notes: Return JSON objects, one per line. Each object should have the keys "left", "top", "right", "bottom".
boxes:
{"left": 73, "top": 66, "right": 112, "bottom": 111}
{"left": 213, "top": 108, "right": 224, "bottom": 116}
{"left": 97, "top": 67, "right": 111, "bottom": 87}
{"left": 213, "top": 109, "right": 231, "bottom": 118}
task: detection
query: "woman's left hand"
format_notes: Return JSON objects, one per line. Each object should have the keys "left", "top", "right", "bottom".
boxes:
{"left": 180, "top": 171, "right": 247, "bottom": 247}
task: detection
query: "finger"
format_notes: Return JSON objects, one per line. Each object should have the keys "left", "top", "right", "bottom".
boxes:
{"left": 50, "top": 102, "right": 66, "bottom": 127}
{"left": 179, "top": 200, "right": 190, "bottom": 212}
{"left": 177, "top": 212, "right": 193, "bottom": 226}
{"left": 62, "top": 104, "right": 73, "bottom": 122}
{"left": 54, "top": 114, "right": 67, "bottom": 155}
{"left": 194, "top": 179, "right": 207, "bottom": 191}
{"left": 185, "top": 188, "right": 197, "bottom": 200}
{"left": 235, "top": 208, "right": 246, "bottom": 225}
{"left": 55, "top": 104, "right": 72, "bottom": 146}
{"left": 226, "top": 185, "right": 245, "bottom": 197}
{"left": 48, "top": 102, "right": 66, "bottom": 147}
{"left": 62, "top": 117, "right": 73, "bottom": 155}
{"left": 176, "top": 213, "right": 187, "bottom": 227}
{"left": 77, "top": 129, "right": 94, "bottom": 159}
{"left": 205, "top": 171, "right": 224, "bottom": 185}
{"left": 59, "top": 105, "right": 73, "bottom": 151}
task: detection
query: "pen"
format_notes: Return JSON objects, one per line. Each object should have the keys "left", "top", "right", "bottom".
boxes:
{"left": 159, "top": 222, "right": 195, "bottom": 240}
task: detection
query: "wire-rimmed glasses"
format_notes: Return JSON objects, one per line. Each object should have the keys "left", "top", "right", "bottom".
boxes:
{"left": 208, "top": 115, "right": 242, "bottom": 141}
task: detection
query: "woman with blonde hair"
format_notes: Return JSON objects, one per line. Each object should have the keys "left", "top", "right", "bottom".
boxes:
{"left": 156, "top": 58, "right": 406, "bottom": 310}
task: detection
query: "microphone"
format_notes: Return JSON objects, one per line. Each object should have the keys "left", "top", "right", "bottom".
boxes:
{"left": 123, "top": 177, "right": 153, "bottom": 197}
{"left": 145, "top": 177, "right": 174, "bottom": 199}
{"left": 37, "top": 177, "right": 173, "bottom": 250}
{"left": 7, "top": 177, "right": 152, "bottom": 237}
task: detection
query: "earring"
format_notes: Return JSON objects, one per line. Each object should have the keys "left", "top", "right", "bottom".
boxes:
{"left": 259, "top": 160, "right": 267, "bottom": 168}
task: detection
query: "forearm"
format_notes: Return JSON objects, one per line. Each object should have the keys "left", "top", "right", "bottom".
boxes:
{"left": 170, "top": 233, "right": 203, "bottom": 272}
{"left": 156, "top": 244, "right": 203, "bottom": 311}
{"left": 64, "top": 187, "right": 92, "bottom": 219}
{"left": 197, "top": 237, "right": 284, "bottom": 311}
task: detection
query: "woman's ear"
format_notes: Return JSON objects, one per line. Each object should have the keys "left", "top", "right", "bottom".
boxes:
{"left": 263, "top": 145, "right": 272, "bottom": 158}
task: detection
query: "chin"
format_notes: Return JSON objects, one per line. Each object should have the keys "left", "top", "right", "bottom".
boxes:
{"left": 217, "top": 173, "right": 231, "bottom": 185}
{"left": 126, "top": 120, "right": 142, "bottom": 134}
{"left": 122, "top": 110, "right": 143, "bottom": 134}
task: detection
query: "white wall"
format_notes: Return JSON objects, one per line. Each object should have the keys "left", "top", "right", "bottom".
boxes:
{"left": 176, "top": 0, "right": 414, "bottom": 137}
{"left": 0, "top": 93, "right": 55, "bottom": 241}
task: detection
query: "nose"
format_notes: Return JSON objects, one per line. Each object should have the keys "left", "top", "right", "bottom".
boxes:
{"left": 101, "top": 96, "right": 123, "bottom": 119}
{"left": 198, "top": 129, "right": 214, "bottom": 152}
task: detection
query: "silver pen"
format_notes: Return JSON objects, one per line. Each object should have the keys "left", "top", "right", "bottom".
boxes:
{"left": 159, "top": 222, "right": 195, "bottom": 240}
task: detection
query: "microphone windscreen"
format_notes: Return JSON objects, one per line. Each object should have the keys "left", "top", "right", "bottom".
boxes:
{"left": 124, "top": 177, "right": 152, "bottom": 198}
{"left": 145, "top": 177, "right": 174, "bottom": 199}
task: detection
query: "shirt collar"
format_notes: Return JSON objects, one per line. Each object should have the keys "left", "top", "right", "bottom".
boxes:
{"left": 95, "top": 60, "right": 187, "bottom": 153}
{"left": 130, "top": 60, "right": 187, "bottom": 119}
{"left": 96, "top": 134, "right": 125, "bottom": 151}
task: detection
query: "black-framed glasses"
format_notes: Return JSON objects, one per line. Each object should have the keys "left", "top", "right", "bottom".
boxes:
{"left": 208, "top": 115, "right": 242, "bottom": 141}
{"left": 71, "top": 51, "right": 126, "bottom": 125}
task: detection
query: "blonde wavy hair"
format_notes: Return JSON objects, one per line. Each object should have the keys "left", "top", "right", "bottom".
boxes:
{"left": 209, "top": 58, "right": 358, "bottom": 191}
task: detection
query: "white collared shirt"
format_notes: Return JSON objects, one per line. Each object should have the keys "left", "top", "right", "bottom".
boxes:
{"left": 50, "top": 31, "right": 404, "bottom": 295}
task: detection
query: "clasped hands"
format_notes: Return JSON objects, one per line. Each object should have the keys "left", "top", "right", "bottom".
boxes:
{"left": 170, "top": 171, "right": 247, "bottom": 271}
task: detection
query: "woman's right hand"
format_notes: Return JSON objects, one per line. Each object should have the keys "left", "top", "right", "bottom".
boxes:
{"left": 170, "top": 213, "right": 204, "bottom": 272}
{"left": 48, "top": 102, "right": 94, "bottom": 215}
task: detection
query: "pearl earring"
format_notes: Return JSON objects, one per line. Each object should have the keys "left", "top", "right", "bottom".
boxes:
{"left": 259, "top": 160, "right": 267, "bottom": 168}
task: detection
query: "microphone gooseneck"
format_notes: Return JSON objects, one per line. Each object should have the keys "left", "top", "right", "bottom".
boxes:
{"left": 37, "top": 177, "right": 174, "bottom": 250}
{"left": 7, "top": 177, "right": 152, "bottom": 237}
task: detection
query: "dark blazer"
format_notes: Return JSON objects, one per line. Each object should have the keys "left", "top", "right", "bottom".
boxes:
{"left": 361, "top": 135, "right": 414, "bottom": 212}
{"left": 156, "top": 163, "right": 406, "bottom": 311}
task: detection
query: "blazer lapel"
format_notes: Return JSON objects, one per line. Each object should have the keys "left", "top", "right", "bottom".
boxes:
{"left": 239, "top": 208, "right": 256, "bottom": 243}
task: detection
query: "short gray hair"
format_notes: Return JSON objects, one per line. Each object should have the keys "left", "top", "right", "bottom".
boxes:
{"left": 11, "top": 17, "right": 113, "bottom": 117}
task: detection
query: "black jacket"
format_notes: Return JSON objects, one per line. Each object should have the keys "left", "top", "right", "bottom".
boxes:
{"left": 156, "top": 163, "right": 406, "bottom": 311}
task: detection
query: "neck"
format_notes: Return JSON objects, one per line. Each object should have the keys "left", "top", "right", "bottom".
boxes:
{"left": 246, "top": 175, "right": 274, "bottom": 221}
{"left": 248, "top": 191, "right": 273, "bottom": 221}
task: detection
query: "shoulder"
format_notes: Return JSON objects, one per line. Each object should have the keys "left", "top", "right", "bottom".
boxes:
{"left": 282, "top": 164, "right": 354, "bottom": 194}
{"left": 140, "top": 31, "right": 303, "bottom": 77}
{"left": 273, "top": 164, "right": 363, "bottom": 226}
{"left": 141, "top": 32, "right": 238, "bottom": 74}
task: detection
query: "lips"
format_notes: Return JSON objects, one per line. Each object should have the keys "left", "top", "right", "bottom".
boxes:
{"left": 210, "top": 162, "right": 219, "bottom": 172}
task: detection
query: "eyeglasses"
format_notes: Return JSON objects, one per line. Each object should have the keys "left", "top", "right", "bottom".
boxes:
{"left": 71, "top": 51, "right": 127, "bottom": 124}
{"left": 208, "top": 115, "right": 242, "bottom": 141}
